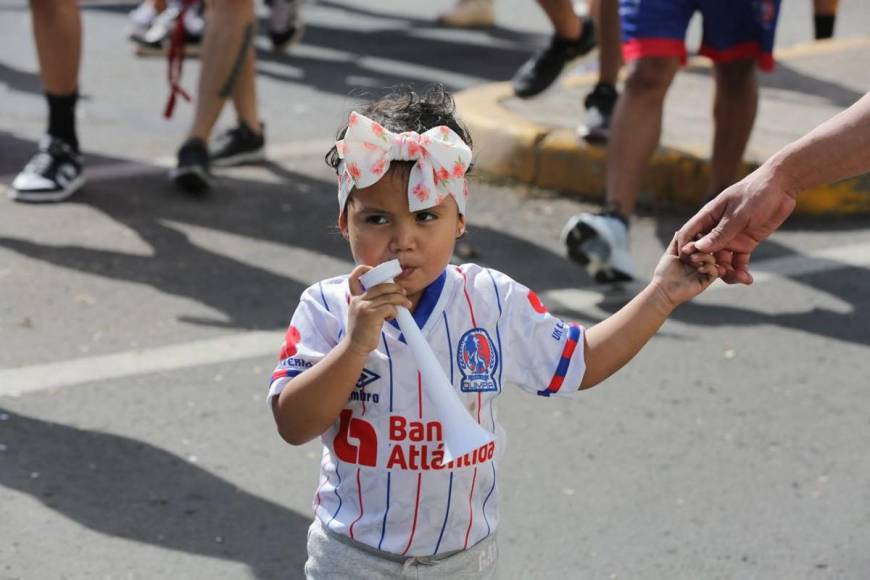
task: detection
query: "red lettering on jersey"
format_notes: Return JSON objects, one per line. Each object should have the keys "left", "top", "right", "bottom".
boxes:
{"left": 527, "top": 291, "right": 548, "bottom": 314}
{"left": 279, "top": 325, "right": 301, "bottom": 359}
{"left": 334, "top": 409, "right": 377, "bottom": 467}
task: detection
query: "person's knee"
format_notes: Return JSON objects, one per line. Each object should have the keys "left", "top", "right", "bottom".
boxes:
{"left": 624, "top": 58, "right": 678, "bottom": 100}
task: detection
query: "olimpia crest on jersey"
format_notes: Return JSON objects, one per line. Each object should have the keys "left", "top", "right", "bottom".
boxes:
{"left": 457, "top": 327, "right": 499, "bottom": 392}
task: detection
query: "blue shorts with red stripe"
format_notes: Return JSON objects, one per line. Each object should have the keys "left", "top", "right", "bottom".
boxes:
{"left": 620, "top": 0, "right": 781, "bottom": 71}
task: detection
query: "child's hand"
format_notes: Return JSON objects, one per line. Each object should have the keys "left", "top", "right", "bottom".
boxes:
{"left": 345, "top": 265, "right": 413, "bottom": 357}
{"left": 651, "top": 238, "right": 719, "bottom": 308}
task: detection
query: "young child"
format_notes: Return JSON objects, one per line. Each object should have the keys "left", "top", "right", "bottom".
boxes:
{"left": 268, "top": 86, "right": 719, "bottom": 579}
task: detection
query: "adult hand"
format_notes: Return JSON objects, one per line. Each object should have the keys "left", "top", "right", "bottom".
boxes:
{"left": 676, "top": 167, "right": 797, "bottom": 285}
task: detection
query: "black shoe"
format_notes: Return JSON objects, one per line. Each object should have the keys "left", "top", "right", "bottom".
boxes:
{"left": 578, "top": 83, "right": 619, "bottom": 144}
{"left": 170, "top": 138, "right": 211, "bottom": 193}
{"left": 210, "top": 121, "right": 266, "bottom": 167}
{"left": 512, "top": 17, "right": 596, "bottom": 99}
{"left": 266, "top": 0, "right": 304, "bottom": 52}
{"left": 10, "top": 136, "right": 85, "bottom": 203}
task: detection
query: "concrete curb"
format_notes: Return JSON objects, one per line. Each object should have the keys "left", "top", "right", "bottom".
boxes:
{"left": 455, "top": 37, "right": 870, "bottom": 216}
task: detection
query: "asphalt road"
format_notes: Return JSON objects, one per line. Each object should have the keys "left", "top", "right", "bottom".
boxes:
{"left": 1, "top": 1, "right": 869, "bottom": 579}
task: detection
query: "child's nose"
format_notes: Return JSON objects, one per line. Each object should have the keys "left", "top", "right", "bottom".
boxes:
{"left": 390, "top": 221, "right": 416, "bottom": 252}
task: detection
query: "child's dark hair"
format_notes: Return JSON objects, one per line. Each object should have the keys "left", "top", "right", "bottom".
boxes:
{"left": 325, "top": 85, "right": 474, "bottom": 174}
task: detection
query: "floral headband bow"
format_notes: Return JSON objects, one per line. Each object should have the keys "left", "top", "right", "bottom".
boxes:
{"left": 336, "top": 111, "right": 473, "bottom": 215}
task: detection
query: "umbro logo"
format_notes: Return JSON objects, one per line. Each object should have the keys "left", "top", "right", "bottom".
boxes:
{"left": 356, "top": 368, "right": 380, "bottom": 389}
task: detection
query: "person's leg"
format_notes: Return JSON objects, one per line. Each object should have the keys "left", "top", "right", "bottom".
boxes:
{"left": 580, "top": 0, "right": 621, "bottom": 142}
{"left": 10, "top": 0, "right": 85, "bottom": 203}
{"left": 593, "top": 0, "right": 621, "bottom": 86}
{"left": 605, "top": 56, "right": 680, "bottom": 217}
{"left": 538, "top": 0, "right": 581, "bottom": 40}
{"left": 813, "top": 0, "right": 838, "bottom": 39}
{"left": 188, "top": 0, "right": 258, "bottom": 142}
{"left": 511, "top": 0, "right": 595, "bottom": 98}
{"left": 229, "top": 16, "right": 260, "bottom": 136}
{"left": 173, "top": 0, "right": 258, "bottom": 190}
{"left": 708, "top": 59, "right": 757, "bottom": 197}
{"left": 31, "top": 0, "right": 81, "bottom": 150}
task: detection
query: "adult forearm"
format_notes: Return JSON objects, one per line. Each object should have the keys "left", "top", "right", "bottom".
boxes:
{"left": 580, "top": 284, "right": 674, "bottom": 389}
{"left": 273, "top": 339, "right": 368, "bottom": 445}
{"left": 771, "top": 91, "right": 870, "bottom": 198}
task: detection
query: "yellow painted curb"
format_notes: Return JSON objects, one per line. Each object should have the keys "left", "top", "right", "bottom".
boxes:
{"left": 455, "top": 37, "right": 870, "bottom": 216}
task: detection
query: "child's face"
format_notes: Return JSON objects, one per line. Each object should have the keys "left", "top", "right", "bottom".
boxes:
{"left": 339, "top": 166, "right": 466, "bottom": 310}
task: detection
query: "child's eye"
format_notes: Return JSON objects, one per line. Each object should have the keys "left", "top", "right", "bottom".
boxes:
{"left": 365, "top": 214, "right": 389, "bottom": 225}
{"left": 416, "top": 211, "right": 437, "bottom": 223}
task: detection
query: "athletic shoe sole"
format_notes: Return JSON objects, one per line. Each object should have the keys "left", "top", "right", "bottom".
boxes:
{"left": 576, "top": 123, "right": 609, "bottom": 145}
{"left": 133, "top": 41, "right": 202, "bottom": 58}
{"left": 211, "top": 148, "right": 266, "bottom": 168}
{"left": 8, "top": 174, "right": 86, "bottom": 203}
{"left": 561, "top": 214, "right": 633, "bottom": 284}
{"left": 170, "top": 166, "right": 211, "bottom": 193}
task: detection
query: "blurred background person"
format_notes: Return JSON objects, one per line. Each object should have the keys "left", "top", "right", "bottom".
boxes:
{"left": 562, "top": 0, "right": 782, "bottom": 283}
{"left": 169, "top": 0, "right": 267, "bottom": 193}
{"left": 10, "top": 0, "right": 85, "bottom": 203}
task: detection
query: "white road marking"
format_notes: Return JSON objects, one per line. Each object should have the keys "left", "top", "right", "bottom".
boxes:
{"left": 2, "top": 241, "right": 869, "bottom": 397}
{"left": 0, "top": 332, "right": 281, "bottom": 398}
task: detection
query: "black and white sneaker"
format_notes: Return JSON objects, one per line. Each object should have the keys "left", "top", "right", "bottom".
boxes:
{"left": 266, "top": 0, "right": 304, "bottom": 52}
{"left": 578, "top": 83, "right": 618, "bottom": 144}
{"left": 10, "top": 136, "right": 85, "bottom": 203}
{"left": 511, "top": 16, "right": 596, "bottom": 99}
{"left": 210, "top": 121, "right": 265, "bottom": 167}
{"left": 170, "top": 137, "right": 211, "bottom": 193}
{"left": 561, "top": 211, "right": 636, "bottom": 283}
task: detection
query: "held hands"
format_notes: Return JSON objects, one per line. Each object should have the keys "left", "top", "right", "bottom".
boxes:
{"left": 675, "top": 168, "right": 797, "bottom": 285}
{"left": 650, "top": 237, "right": 719, "bottom": 309}
{"left": 345, "top": 265, "right": 413, "bottom": 357}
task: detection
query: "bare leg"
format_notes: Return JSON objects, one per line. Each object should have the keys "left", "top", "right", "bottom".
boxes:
{"left": 594, "top": 0, "right": 621, "bottom": 86}
{"left": 536, "top": 0, "right": 581, "bottom": 40}
{"left": 230, "top": 16, "right": 261, "bottom": 133}
{"left": 605, "top": 57, "right": 679, "bottom": 217}
{"left": 188, "top": 0, "right": 259, "bottom": 141}
{"left": 708, "top": 59, "right": 757, "bottom": 198}
{"left": 30, "top": 0, "right": 80, "bottom": 94}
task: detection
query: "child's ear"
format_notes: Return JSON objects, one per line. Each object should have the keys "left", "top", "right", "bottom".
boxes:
{"left": 456, "top": 214, "right": 466, "bottom": 238}
{"left": 338, "top": 212, "right": 349, "bottom": 240}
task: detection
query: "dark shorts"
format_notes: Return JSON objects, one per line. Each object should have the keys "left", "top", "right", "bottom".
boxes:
{"left": 620, "top": 0, "right": 781, "bottom": 71}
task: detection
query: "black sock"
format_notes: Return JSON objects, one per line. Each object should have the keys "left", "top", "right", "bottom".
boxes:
{"left": 46, "top": 91, "right": 79, "bottom": 152}
{"left": 814, "top": 14, "right": 835, "bottom": 40}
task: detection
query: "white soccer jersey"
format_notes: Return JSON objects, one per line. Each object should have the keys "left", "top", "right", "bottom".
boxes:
{"left": 268, "top": 264, "right": 586, "bottom": 557}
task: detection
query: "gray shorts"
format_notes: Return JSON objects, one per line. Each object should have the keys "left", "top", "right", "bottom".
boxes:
{"left": 304, "top": 519, "right": 499, "bottom": 580}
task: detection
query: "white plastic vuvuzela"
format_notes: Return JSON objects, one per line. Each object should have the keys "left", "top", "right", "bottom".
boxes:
{"left": 359, "top": 260, "right": 495, "bottom": 463}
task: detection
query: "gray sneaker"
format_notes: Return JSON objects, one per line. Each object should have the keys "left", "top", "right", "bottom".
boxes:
{"left": 561, "top": 211, "right": 636, "bottom": 283}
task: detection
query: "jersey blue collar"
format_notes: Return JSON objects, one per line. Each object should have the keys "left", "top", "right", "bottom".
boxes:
{"left": 389, "top": 269, "right": 447, "bottom": 337}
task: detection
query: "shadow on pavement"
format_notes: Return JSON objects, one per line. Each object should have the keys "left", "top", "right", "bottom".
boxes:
{"left": 0, "top": 408, "right": 309, "bottom": 579}
{"left": 683, "top": 59, "right": 865, "bottom": 110}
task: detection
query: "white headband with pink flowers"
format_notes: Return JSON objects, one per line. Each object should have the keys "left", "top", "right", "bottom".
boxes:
{"left": 335, "top": 111, "right": 473, "bottom": 215}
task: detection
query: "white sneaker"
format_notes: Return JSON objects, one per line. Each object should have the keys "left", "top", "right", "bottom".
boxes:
{"left": 561, "top": 212, "right": 636, "bottom": 283}
{"left": 129, "top": 2, "right": 159, "bottom": 40}
{"left": 437, "top": 0, "right": 495, "bottom": 28}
